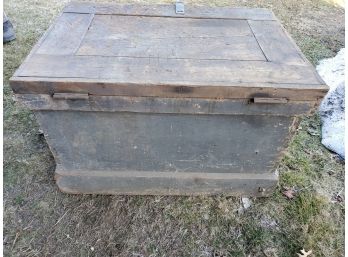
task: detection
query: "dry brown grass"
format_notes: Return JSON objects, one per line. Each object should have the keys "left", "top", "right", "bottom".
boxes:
{"left": 3, "top": 0, "right": 345, "bottom": 256}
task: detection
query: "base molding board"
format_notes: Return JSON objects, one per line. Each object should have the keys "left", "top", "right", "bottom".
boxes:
{"left": 55, "top": 170, "right": 278, "bottom": 196}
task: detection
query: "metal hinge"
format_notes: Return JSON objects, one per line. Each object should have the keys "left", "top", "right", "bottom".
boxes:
{"left": 52, "top": 93, "right": 89, "bottom": 100}
{"left": 175, "top": 1, "right": 184, "bottom": 14}
{"left": 253, "top": 97, "right": 288, "bottom": 104}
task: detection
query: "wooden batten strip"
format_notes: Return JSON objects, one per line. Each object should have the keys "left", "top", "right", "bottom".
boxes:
{"left": 16, "top": 94, "right": 316, "bottom": 116}
{"left": 63, "top": 3, "right": 277, "bottom": 21}
{"left": 55, "top": 169, "right": 278, "bottom": 196}
{"left": 10, "top": 77, "right": 327, "bottom": 102}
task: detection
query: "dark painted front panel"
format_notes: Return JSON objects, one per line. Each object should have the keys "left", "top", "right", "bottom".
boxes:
{"left": 37, "top": 111, "right": 292, "bottom": 173}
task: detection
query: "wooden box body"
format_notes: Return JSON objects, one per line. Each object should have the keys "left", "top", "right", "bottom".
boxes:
{"left": 10, "top": 3, "right": 328, "bottom": 196}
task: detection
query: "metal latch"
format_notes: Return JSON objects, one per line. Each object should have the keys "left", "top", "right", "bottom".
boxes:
{"left": 253, "top": 97, "right": 288, "bottom": 104}
{"left": 52, "top": 93, "right": 89, "bottom": 100}
{"left": 175, "top": 1, "right": 184, "bottom": 14}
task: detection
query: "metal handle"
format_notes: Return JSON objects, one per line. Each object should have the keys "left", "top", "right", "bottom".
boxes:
{"left": 52, "top": 93, "right": 89, "bottom": 100}
{"left": 253, "top": 97, "right": 288, "bottom": 104}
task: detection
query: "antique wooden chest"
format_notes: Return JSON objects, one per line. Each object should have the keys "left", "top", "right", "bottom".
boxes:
{"left": 10, "top": 2, "right": 328, "bottom": 196}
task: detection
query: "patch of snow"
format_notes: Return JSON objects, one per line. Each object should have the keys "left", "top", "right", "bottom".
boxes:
{"left": 317, "top": 48, "right": 345, "bottom": 159}
{"left": 317, "top": 48, "right": 345, "bottom": 91}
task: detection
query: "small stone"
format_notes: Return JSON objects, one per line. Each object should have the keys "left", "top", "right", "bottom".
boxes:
{"left": 241, "top": 197, "right": 252, "bottom": 209}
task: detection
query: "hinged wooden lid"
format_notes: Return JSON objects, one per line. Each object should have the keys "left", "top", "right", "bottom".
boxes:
{"left": 10, "top": 2, "right": 328, "bottom": 101}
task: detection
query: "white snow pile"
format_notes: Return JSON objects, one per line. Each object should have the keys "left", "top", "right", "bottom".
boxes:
{"left": 317, "top": 48, "right": 345, "bottom": 159}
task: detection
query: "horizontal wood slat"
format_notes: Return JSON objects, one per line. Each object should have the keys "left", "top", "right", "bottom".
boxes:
{"left": 15, "top": 55, "right": 323, "bottom": 84}
{"left": 11, "top": 77, "right": 327, "bottom": 101}
{"left": 63, "top": 2, "right": 277, "bottom": 21}
{"left": 77, "top": 15, "right": 266, "bottom": 61}
{"left": 16, "top": 94, "right": 316, "bottom": 116}
{"left": 12, "top": 54, "right": 326, "bottom": 99}
{"left": 55, "top": 169, "right": 278, "bottom": 196}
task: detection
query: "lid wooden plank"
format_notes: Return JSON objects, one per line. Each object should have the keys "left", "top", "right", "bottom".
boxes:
{"left": 86, "top": 15, "right": 253, "bottom": 38}
{"left": 16, "top": 55, "right": 323, "bottom": 85}
{"left": 248, "top": 20, "right": 305, "bottom": 65}
{"left": 36, "top": 12, "right": 94, "bottom": 55}
{"left": 77, "top": 15, "right": 265, "bottom": 61}
{"left": 63, "top": 2, "right": 277, "bottom": 21}
{"left": 78, "top": 36, "right": 265, "bottom": 61}
{"left": 10, "top": 77, "right": 327, "bottom": 101}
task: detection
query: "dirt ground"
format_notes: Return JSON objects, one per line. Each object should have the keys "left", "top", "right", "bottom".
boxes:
{"left": 3, "top": 0, "right": 345, "bottom": 256}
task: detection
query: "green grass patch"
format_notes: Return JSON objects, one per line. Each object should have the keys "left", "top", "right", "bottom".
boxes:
{"left": 13, "top": 194, "right": 25, "bottom": 206}
{"left": 285, "top": 192, "right": 324, "bottom": 224}
{"left": 296, "top": 36, "right": 334, "bottom": 65}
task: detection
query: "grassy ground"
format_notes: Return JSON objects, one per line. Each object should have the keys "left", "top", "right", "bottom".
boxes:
{"left": 3, "top": 0, "right": 345, "bottom": 256}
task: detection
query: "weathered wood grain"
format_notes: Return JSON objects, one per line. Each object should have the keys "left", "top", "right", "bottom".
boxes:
{"left": 10, "top": 3, "right": 328, "bottom": 100}
{"left": 63, "top": 2, "right": 277, "bottom": 21}
{"left": 272, "top": 17, "right": 327, "bottom": 85}
{"left": 77, "top": 15, "right": 266, "bottom": 61}
{"left": 248, "top": 20, "right": 305, "bottom": 65}
{"left": 12, "top": 12, "right": 67, "bottom": 77}
{"left": 18, "top": 94, "right": 315, "bottom": 116}
{"left": 36, "top": 12, "right": 94, "bottom": 55}
{"left": 11, "top": 55, "right": 326, "bottom": 99}
{"left": 11, "top": 77, "right": 327, "bottom": 101}
{"left": 85, "top": 15, "right": 254, "bottom": 38}
{"left": 36, "top": 111, "right": 292, "bottom": 173}
{"left": 55, "top": 170, "right": 278, "bottom": 196}
{"left": 18, "top": 55, "right": 321, "bottom": 84}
